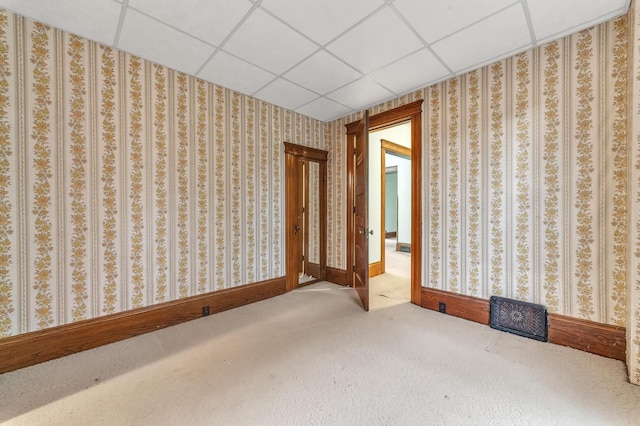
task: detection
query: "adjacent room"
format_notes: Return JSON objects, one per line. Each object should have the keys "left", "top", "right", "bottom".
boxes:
{"left": 1, "top": 0, "right": 640, "bottom": 424}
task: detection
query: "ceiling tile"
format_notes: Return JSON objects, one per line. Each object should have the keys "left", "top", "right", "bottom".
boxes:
{"left": 528, "top": 0, "right": 628, "bottom": 41}
{"left": 128, "top": 0, "right": 252, "bottom": 46}
{"left": 432, "top": 4, "right": 531, "bottom": 73}
{"left": 223, "top": 8, "right": 318, "bottom": 75}
{"left": 118, "top": 9, "right": 215, "bottom": 76}
{"left": 253, "top": 78, "right": 318, "bottom": 111}
{"left": 369, "top": 49, "right": 450, "bottom": 94}
{"left": 326, "top": 7, "right": 423, "bottom": 74}
{"left": 394, "top": 0, "right": 515, "bottom": 43}
{"left": 261, "top": 0, "right": 385, "bottom": 45}
{"left": 0, "top": 0, "right": 121, "bottom": 45}
{"left": 284, "top": 50, "right": 361, "bottom": 95}
{"left": 327, "top": 78, "right": 393, "bottom": 110}
{"left": 198, "top": 51, "right": 276, "bottom": 96}
{"left": 295, "top": 98, "right": 351, "bottom": 122}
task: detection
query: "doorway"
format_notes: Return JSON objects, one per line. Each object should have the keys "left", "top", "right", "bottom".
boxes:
{"left": 369, "top": 131, "right": 412, "bottom": 279}
{"left": 345, "top": 100, "right": 423, "bottom": 308}
{"left": 284, "top": 142, "right": 328, "bottom": 292}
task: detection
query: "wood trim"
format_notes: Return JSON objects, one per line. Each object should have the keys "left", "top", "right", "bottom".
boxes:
{"left": 380, "top": 144, "right": 386, "bottom": 276}
{"left": 369, "top": 261, "right": 383, "bottom": 278}
{"left": 0, "top": 277, "right": 286, "bottom": 373}
{"left": 326, "top": 267, "right": 348, "bottom": 286}
{"left": 547, "top": 313, "right": 626, "bottom": 361}
{"left": 396, "top": 242, "right": 411, "bottom": 253}
{"left": 381, "top": 139, "right": 411, "bottom": 158}
{"left": 284, "top": 142, "right": 328, "bottom": 291}
{"left": 283, "top": 141, "right": 328, "bottom": 162}
{"left": 420, "top": 287, "right": 626, "bottom": 361}
{"left": 345, "top": 100, "right": 423, "bottom": 305}
{"left": 369, "top": 100, "right": 423, "bottom": 129}
{"left": 420, "top": 287, "right": 490, "bottom": 324}
{"left": 385, "top": 231, "right": 396, "bottom": 238}
{"left": 285, "top": 152, "right": 299, "bottom": 292}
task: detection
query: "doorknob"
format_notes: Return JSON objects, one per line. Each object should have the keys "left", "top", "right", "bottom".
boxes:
{"left": 359, "top": 228, "right": 374, "bottom": 235}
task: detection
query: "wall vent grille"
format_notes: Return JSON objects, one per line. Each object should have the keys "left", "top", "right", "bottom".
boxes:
{"left": 490, "top": 296, "right": 548, "bottom": 342}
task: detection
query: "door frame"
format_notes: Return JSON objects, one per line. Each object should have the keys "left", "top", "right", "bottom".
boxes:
{"left": 284, "top": 142, "right": 328, "bottom": 292}
{"left": 345, "top": 100, "right": 423, "bottom": 305}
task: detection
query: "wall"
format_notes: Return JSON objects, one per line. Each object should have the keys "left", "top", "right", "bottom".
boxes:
{"left": 0, "top": 9, "right": 326, "bottom": 337}
{"left": 326, "top": 13, "right": 633, "bottom": 375}
{"left": 385, "top": 154, "right": 411, "bottom": 245}
{"left": 384, "top": 170, "right": 397, "bottom": 234}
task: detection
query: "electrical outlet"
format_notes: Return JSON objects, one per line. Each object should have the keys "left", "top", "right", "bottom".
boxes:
{"left": 202, "top": 305, "right": 210, "bottom": 317}
{"left": 438, "top": 302, "right": 446, "bottom": 313}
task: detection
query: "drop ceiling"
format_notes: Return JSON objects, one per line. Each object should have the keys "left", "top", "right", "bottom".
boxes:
{"left": 0, "top": 0, "right": 630, "bottom": 121}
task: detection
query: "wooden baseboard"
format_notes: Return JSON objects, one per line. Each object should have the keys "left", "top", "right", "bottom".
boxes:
{"left": 369, "top": 261, "right": 383, "bottom": 278}
{"left": 420, "top": 287, "right": 626, "bottom": 361}
{"left": 420, "top": 287, "right": 490, "bottom": 324}
{"left": 0, "top": 277, "right": 286, "bottom": 373}
{"left": 396, "top": 242, "right": 411, "bottom": 253}
{"left": 547, "top": 313, "right": 626, "bottom": 361}
{"left": 385, "top": 231, "right": 396, "bottom": 238}
{"left": 326, "top": 267, "right": 348, "bottom": 286}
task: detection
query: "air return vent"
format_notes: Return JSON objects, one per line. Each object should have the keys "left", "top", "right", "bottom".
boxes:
{"left": 490, "top": 296, "right": 548, "bottom": 342}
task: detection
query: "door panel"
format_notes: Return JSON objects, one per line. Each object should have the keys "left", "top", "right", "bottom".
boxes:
{"left": 354, "top": 112, "right": 369, "bottom": 311}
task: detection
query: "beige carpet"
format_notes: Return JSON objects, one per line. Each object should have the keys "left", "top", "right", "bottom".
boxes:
{"left": 1, "top": 281, "right": 639, "bottom": 425}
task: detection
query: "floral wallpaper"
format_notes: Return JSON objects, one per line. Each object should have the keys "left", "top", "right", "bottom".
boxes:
{"left": 0, "top": 3, "right": 639, "bottom": 387}
{"left": 0, "top": 9, "right": 325, "bottom": 337}
{"left": 327, "top": 12, "right": 636, "bottom": 382}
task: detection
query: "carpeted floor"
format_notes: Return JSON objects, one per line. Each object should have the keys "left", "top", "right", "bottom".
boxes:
{"left": 1, "top": 279, "right": 639, "bottom": 425}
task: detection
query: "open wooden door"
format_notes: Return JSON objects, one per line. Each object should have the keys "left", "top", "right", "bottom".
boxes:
{"left": 353, "top": 112, "right": 370, "bottom": 311}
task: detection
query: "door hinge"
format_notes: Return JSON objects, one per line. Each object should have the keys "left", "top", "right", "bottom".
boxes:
{"left": 353, "top": 148, "right": 356, "bottom": 155}
{"left": 302, "top": 207, "right": 305, "bottom": 213}
{"left": 352, "top": 265, "right": 356, "bottom": 272}
{"left": 353, "top": 206, "right": 356, "bottom": 214}
{"left": 302, "top": 255, "right": 305, "bottom": 261}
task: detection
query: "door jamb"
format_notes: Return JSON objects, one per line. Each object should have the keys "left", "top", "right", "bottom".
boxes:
{"left": 345, "top": 100, "right": 423, "bottom": 305}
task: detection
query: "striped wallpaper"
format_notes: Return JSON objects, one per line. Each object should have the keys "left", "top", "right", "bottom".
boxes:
{"left": 327, "top": 13, "right": 637, "bottom": 383}
{"left": 0, "top": 9, "right": 325, "bottom": 336}
{"left": 0, "top": 4, "right": 639, "bottom": 386}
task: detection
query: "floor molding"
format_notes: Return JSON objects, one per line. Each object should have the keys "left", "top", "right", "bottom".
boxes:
{"left": 547, "top": 313, "right": 626, "bottom": 361}
{"left": 420, "top": 287, "right": 490, "bottom": 324}
{"left": 396, "top": 242, "right": 411, "bottom": 253}
{"left": 369, "top": 261, "right": 383, "bottom": 278}
{"left": 420, "top": 287, "right": 626, "bottom": 361}
{"left": 0, "top": 277, "right": 286, "bottom": 373}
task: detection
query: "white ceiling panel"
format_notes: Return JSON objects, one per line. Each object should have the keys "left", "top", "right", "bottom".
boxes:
{"left": 327, "top": 7, "right": 423, "bottom": 74}
{"left": 223, "top": 8, "right": 318, "bottom": 75}
{"left": 198, "top": 51, "right": 275, "bottom": 96}
{"left": 528, "top": 0, "right": 629, "bottom": 41}
{"left": 431, "top": 4, "right": 531, "bottom": 73}
{"left": 0, "top": 0, "right": 630, "bottom": 121}
{"left": 369, "top": 49, "right": 450, "bottom": 95}
{"left": 284, "top": 50, "right": 361, "bottom": 95}
{"left": 295, "top": 98, "right": 352, "bottom": 122}
{"left": 261, "top": 0, "right": 384, "bottom": 45}
{"left": 118, "top": 9, "right": 215, "bottom": 76}
{"left": 0, "top": 0, "right": 121, "bottom": 45}
{"left": 394, "top": 0, "right": 515, "bottom": 43}
{"left": 327, "top": 78, "right": 394, "bottom": 110}
{"left": 253, "top": 78, "right": 318, "bottom": 111}
{"left": 128, "top": 0, "right": 253, "bottom": 46}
